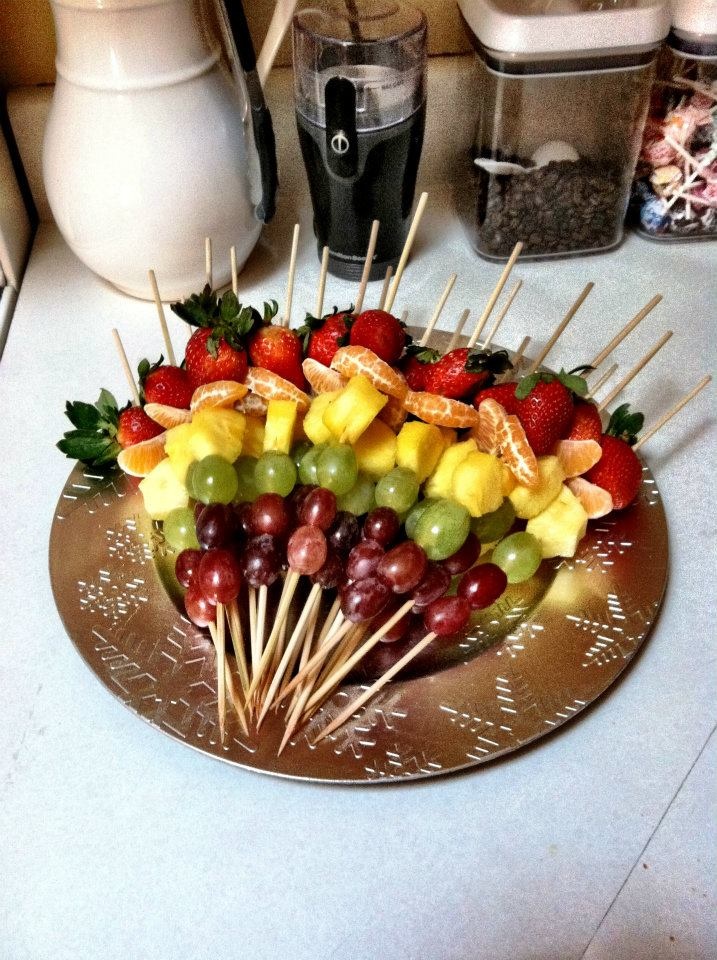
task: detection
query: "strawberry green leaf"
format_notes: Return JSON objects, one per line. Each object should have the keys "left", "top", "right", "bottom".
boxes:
{"left": 64, "top": 400, "right": 103, "bottom": 431}
{"left": 405, "top": 343, "right": 441, "bottom": 364}
{"left": 556, "top": 369, "right": 589, "bottom": 397}
{"left": 515, "top": 371, "right": 541, "bottom": 400}
{"left": 568, "top": 364, "right": 594, "bottom": 376}
{"left": 219, "top": 291, "right": 240, "bottom": 324}
{"left": 606, "top": 403, "right": 644, "bottom": 445}
{"left": 95, "top": 389, "right": 119, "bottom": 422}
{"left": 206, "top": 333, "right": 220, "bottom": 359}
{"left": 57, "top": 431, "right": 121, "bottom": 465}
{"left": 263, "top": 300, "right": 279, "bottom": 324}
{"left": 465, "top": 348, "right": 513, "bottom": 376}
{"left": 171, "top": 286, "right": 220, "bottom": 327}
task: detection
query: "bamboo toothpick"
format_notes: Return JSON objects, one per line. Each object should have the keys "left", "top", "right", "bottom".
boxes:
{"left": 315, "top": 245, "right": 330, "bottom": 318}
{"left": 147, "top": 270, "right": 177, "bottom": 366}
{"left": 230, "top": 245, "right": 238, "bottom": 296}
{"left": 377, "top": 265, "right": 393, "bottom": 310}
{"left": 226, "top": 599, "right": 249, "bottom": 695}
{"left": 205, "top": 237, "right": 212, "bottom": 289}
{"left": 467, "top": 241, "right": 523, "bottom": 348}
{"left": 272, "top": 618, "right": 353, "bottom": 709}
{"left": 354, "top": 219, "right": 380, "bottom": 315}
{"left": 482, "top": 279, "right": 521, "bottom": 350}
{"left": 634, "top": 375, "right": 712, "bottom": 451}
{"left": 527, "top": 281, "right": 594, "bottom": 375}
{"left": 513, "top": 335, "right": 531, "bottom": 371}
{"left": 418, "top": 273, "right": 457, "bottom": 347}
{"left": 246, "top": 571, "right": 301, "bottom": 703}
{"left": 282, "top": 223, "right": 300, "bottom": 327}
{"left": 447, "top": 308, "right": 470, "bottom": 351}
{"left": 209, "top": 606, "right": 226, "bottom": 744}
{"left": 223, "top": 658, "right": 249, "bottom": 737}
{"left": 384, "top": 191, "right": 429, "bottom": 313}
{"left": 597, "top": 330, "right": 673, "bottom": 412}
{"left": 313, "top": 631, "right": 438, "bottom": 745}
{"left": 586, "top": 362, "right": 618, "bottom": 400}
{"left": 589, "top": 295, "right": 662, "bottom": 370}
{"left": 111, "top": 329, "right": 141, "bottom": 407}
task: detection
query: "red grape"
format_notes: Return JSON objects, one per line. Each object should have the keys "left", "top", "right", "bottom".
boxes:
{"left": 241, "top": 535, "right": 282, "bottom": 587}
{"left": 346, "top": 539, "right": 384, "bottom": 581}
{"left": 362, "top": 507, "right": 400, "bottom": 547}
{"left": 377, "top": 541, "right": 427, "bottom": 593}
{"left": 235, "top": 502, "right": 254, "bottom": 538}
{"left": 198, "top": 548, "right": 242, "bottom": 604}
{"left": 422, "top": 596, "right": 471, "bottom": 636}
{"left": 249, "top": 493, "right": 291, "bottom": 538}
{"left": 299, "top": 486, "right": 337, "bottom": 530}
{"left": 340, "top": 577, "right": 391, "bottom": 622}
{"left": 310, "top": 551, "right": 343, "bottom": 589}
{"left": 184, "top": 580, "right": 216, "bottom": 627}
{"left": 175, "top": 548, "right": 202, "bottom": 588}
{"left": 411, "top": 562, "right": 451, "bottom": 611}
{"left": 370, "top": 600, "right": 414, "bottom": 643}
{"left": 287, "top": 525, "right": 327, "bottom": 575}
{"left": 440, "top": 532, "right": 480, "bottom": 576}
{"left": 457, "top": 563, "right": 507, "bottom": 610}
{"left": 327, "top": 511, "right": 360, "bottom": 554}
{"left": 196, "top": 504, "right": 237, "bottom": 549}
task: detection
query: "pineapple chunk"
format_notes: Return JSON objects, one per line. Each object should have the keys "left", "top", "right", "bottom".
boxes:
{"left": 501, "top": 463, "right": 516, "bottom": 496}
{"left": 188, "top": 408, "right": 246, "bottom": 462}
{"left": 526, "top": 485, "right": 588, "bottom": 558}
{"left": 241, "top": 416, "right": 265, "bottom": 460}
{"left": 424, "top": 438, "right": 478, "bottom": 500}
{"left": 322, "top": 375, "right": 388, "bottom": 444}
{"left": 304, "top": 391, "right": 339, "bottom": 446}
{"left": 164, "top": 422, "right": 196, "bottom": 482}
{"left": 439, "top": 427, "right": 457, "bottom": 451}
{"left": 451, "top": 451, "right": 505, "bottom": 517}
{"left": 508, "top": 455, "right": 564, "bottom": 519}
{"left": 139, "top": 458, "right": 189, "bottom": 520}
{"left": 263, "top": 399, "right": 298, "bottom": 454}
{"left": 353, "top": 419, "right": 397, "bottom": 479}
{"left": 396, "top": 422, "right": 443, "bottom": 483}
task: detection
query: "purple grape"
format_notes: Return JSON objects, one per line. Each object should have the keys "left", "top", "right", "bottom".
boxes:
{"left": 346, "top": 539, "right": 384, "bottom": 581}
{"left": 362, "top": 507, "right": 400, "bottom": 548}
{"left": 423, "top": 596, "right": 471, "bottom": 637}
{"left": 241, "top": 535, "right": 282, "bottom": 587}
{"left": 299, "top": 486, "right": 337, "bottom": 530}
{"left": 340, "top": 577, "right": 391, "bottom": 622}
{"left": 376, "top": 541, "right": 428, "bottom": 593}
{"left": 440, "top": 532, "right": 480, "bottom": 576}
{"left": 287, "top": 525, "right": 327, "bottom": 575}
{"left": 411, "top": 562, "right": 451, "bottom": 612}
{"left": 327, "top": 511, "right": 360, "bottom": 555}
{"left": 249, "top": 493, "right": 291, "bottom": 538}
{"left": 310, "top": 551, "right": 343, "bottom": 589}
{"left": 196, "top": 504, "right": 237, "bottom": 550}
{"left": 457, "top": 563, "right": 508, "bottom": 610}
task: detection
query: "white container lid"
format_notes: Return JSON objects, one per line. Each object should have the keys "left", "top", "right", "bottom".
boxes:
{"left": 458, "top": 0, "right": 670, "bottom": 56}
{"left": 669, "top": 0, "right": 717, "bottom": 38}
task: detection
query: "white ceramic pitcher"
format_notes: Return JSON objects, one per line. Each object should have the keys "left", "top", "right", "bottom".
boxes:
{"left": 43, "top": 0, "right": 278, "bottom": 300}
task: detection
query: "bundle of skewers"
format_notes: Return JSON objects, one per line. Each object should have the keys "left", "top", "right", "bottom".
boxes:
{"left": 58, "top": 193, "right": 712, "bottom": 751}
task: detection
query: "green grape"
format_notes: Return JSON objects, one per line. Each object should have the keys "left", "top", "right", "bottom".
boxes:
{"left": 163, "top": 507, "right": 200, "bottom": 551}
{"left": 298, "top": 444, "right": 326, "bottom": 485}
{"left": 337, "top": 474, "right": 376, "bottom": 516}
{"left": 317, "top": 445, "right": 358, "bottom": 496}
{"left": 413, "top": 499, "right": 471, "bottom": 561}
{"left": 492, "top": 531, "right": 542, "bottom": 583}
{"left": 471, "top": 498, "right": 516, "bottom": 544}
{"left": 292, "top": 442, "right": 311, "bottom": 472}
{"left": 192, "top": 454, "right": 239, "bottom": 505}
{"left": 255, "top": 451, "right": 297, "bottom": 497}
{"left": 233, "top": 456, "right": 258, "bottom": 503}
{"left": 375, "top": 467, "right": 420, "bottom": 514}
{"left": 184, "top": 461, "right": 199, "bottom": 499}
{"left": 404, "top": 497, "right": 439, "bottom": 540}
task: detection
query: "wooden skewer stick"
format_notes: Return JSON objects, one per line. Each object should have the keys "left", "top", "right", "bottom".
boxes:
{"left": 418, "top": 273, "right": 457, "bottom": 347}
{"left": 282, "top": 223, "right": 300, "bottom": 327}
{"left": 283, "top": 609, "right": 350, "bottom": 720}
{"left": 248, "top": 587, "right": 258, "bottom": 676}
{"left": 513, "top": 335, "right": 531, "bottom": 370}
{"left": 226, "top": 599, "right": 249, "bottom": 695}
{"left": 271, "top": 618, "right": 354, "bottom": 709}
{"left": 313, "top": 631, "right": 438, "bottom": 745}
{"left": 224, "top": 658, "right": 249, "bottom": 737}
{"left": 597, "top": 331, "right": 673, "bottom": 412}
{"left": 282, "top": 588, "right": 323, "bottom": 707}
{"left": 315, "top": 245, "right": 330, "bottom": 318}
{"left": 467, "top": 241, "right": 523, "bottom": 348}
{"left": 377, "top": 265, "right": 393, "bottom": 311}
{"left": 209, "top": 604, "right": 227, "bottom": 744}
{"left": 527, "top": 281, "right": 594, "bottom": 375}
{"left": 634, "top": 375, "right": 712, "bottom": 451}
{"left": 446, "top": 308, "right": 471, "bottom": 352}
{"left": 299, "top": 625, "right": 368, "bottom": 726}
{"left": 147, "top": 270, "right": 177, "bottom": 366}
{"left": 586, "top": 362, "right": 618, "bottom": 400}
{"left": 111, "top": 329, "right": 141, "bottom": 406}
{"left": 589, "top": 295, "right": 662, "bottom": 370}
{"left": 400, "top": 309, "right": 409, "bottom": 325}
{"left": 205, "top": 236, "right": 212, "bottom": 289}
{"left": 354, "top": 219, "right": 380, "bottom": 315}
{"left": 384, "top": 191, "right": 429, "bottom": 313}
{"left": 246, "top": 571, "right": 301, "bottom": 702}
{"left": 230, "top": 245, "right": 238, "bottom": 296}
{"left": 481, "top": 279, "right": 521, "bottom": 350}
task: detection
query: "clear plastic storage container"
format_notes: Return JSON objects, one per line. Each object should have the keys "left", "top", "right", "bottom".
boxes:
{"left": 632, "top": 1, "right": 717, "bottom": 240}
{"left": 458, "top": 0, "right": 670, "bottom": 260}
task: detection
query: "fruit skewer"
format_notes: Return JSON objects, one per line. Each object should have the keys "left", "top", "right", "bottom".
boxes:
{"left": 466, "top": 240, "right": 523, "bottom": 348}
{"left": 230, "top": 245, "right": 239, "bottom": 296}
{"left": 205, "top": 236, "right": 212, "bottom": 290}
{"left": 588, "top": 294, "right": 663, "bottom": 371}
{"left": 354, "top": 218, "right": 380, "bottom": 315}
{"left": 148, "top": 269, "right": 177, "bottom": 365}
{"left": 526, "top": 281, "right": 594, "bottom": 376}
{"left": 417, "top": 273, "right": 458, "bottom": 348}
{"left": 377, "top": 265, "right": 393, "bottom": 311}
{"left": 634, "top": 375, "right": 712, "bottom": 451}
{"left": 446, "top": 308, "right": 471, "bottom": 352}
{"left": 281, "top": 222, "right": 301, "bottom": 328}
{"left": 315, "top": 245, "right": 330, "bottom": 319}
{"left": 586, "top": 362, "right": 618, "bottom": 400}
{"left": 481, "top": 280, "right": 521, "bottom": 351}
{"left": 384, "top": 191, "right": 428, "bottom": 313}
{"left": 597, "top": 330, "right": 673, "bottom": 412}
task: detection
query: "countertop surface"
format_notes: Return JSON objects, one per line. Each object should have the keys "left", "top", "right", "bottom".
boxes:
{"left": 1, "top": 178, "right": 716, "bottom": 959}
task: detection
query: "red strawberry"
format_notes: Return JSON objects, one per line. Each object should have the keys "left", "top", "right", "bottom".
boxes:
{"left": 514, "top": 380, "right": 574, "bottom": 456}
{"left": 584, "top": 435, "right": 642, "bottom": 510}
{"left": 473, "top": 381, "right": 520, "bottom": 415}
{"left": 567, "top": 400, "right": 603, "bottom": 442}
{"left": 248, "top": 325, "right": 306, "bottom": 390}
{"left": 117, "top": 406, "right": 164, "bottom": 448}
{"left": 184, "top": 327, "right": 248, "bottom": 390}
{"left": 424, "top": 348, "right": 489, "bottom": 400}
{"left": 400, "top": 347, "right": 440, "bottom": 391}
{"left": 140, "top": 360, "right": 193, "bottom": 409}
{"left": 350, "top": 309, "right": 406, "bottom": 364}
{"left": 300, "top": 310, "right": 351, "bottom": 367}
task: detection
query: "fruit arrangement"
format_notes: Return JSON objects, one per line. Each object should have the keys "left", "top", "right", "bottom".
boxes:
{"left": 56, "top": 213, "right": 711, "bottom": 749}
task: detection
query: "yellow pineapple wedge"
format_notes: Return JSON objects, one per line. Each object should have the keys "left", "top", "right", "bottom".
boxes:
{"left": 189, "top": 408, "right": 246, "bottom": 462}
{"left": 322, "top": 375, "right": 388, "bottom": 444}
{"left": 353, "top": 419, "right": 397, "bottom": 479}
{"left": 424, "top": 438, "right": 478, "bottom": 500}
{"left": 139, "top": 458, "right": 189, "bottom": 520}
{"left": 508, "top": 455, "right": 565, "bottom": 519}
{"left": 164, "top": 422, "right": 196, "bottom": 482}
{"left": 304, "top": 391, "right": 339, "bottom": 446}
{"left": 526, "top": 485, "right": 589, "bottom": 558}
{"left": 395, "top": 422, "right": 443, "bottom": 483}
{"left": 451, "top": 451, "right": 505, "bottom": 517}
{"left": 242, "top": 415, "right": 266, "bottom": 459}
{"left": 263, "top": 399, "right": 298, "bottom": 454}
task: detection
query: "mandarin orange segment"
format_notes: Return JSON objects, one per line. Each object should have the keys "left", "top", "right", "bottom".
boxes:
{"left": 245, "top": 367, "right": 311, "bottom": 411}
{"left": 330, "top": 345, "right": 407, "bottom": 400}
{"left": 554, "top": 438, "right": 602, "bottom": 478}
{"left": 403, "top": 390, "right": 480, "bottom": 429}
{"left": 473, "top": 398, "right": 508, "bottom": 455}
{"left": 117, "top": 433, "right": 167, "bottom": 477}
{"left": 190, "top": 379, "right": 248, "bottom": 412}
{"left": 499, "top": 415, "right": 539, "bottom": 488}
{"left": 377, "top": 393, "right": 408, "bottom": 431}
{"left": 236, "top": 393, "right": 269, "bottom": 418}
{"left": 144, "top": 402, "right": 192, "bottom": 429}
{"left": 566, "top": 477, "right": 614, "bottom": 519}
{"left": 302, "top": 358, "right": 347, "bottom": 394}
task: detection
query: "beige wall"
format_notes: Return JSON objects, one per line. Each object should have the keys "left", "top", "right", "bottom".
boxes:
{"left": 0, "top": 0, "right": 471, "bottom": 89}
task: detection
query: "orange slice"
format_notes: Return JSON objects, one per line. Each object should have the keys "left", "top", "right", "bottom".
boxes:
{"left": 190, "top": 379, "right": 248, "bottom": 412}
{"left": 499, "top": 415, "right": 539, "bottom": 488}
{"left": 403, "top": 390, "right": 480, "bottom": 429}
{"left": 377, "top": 393, "right": 407, "bottom": 432}
{"left": 555, "top": 438, "right": 602, "bottom": 478}
{"left": 236, "top": 393, "right": 269, "bottom": 418}
{"left": 245, "top": 368, "right": 311, "bottom": 411}
{"left": 302, "top": 358, "right": 347, "bottom": 394}
{"left": 567, "top": 477, "right": 614, "bottom": 519}
{"left": 117, "top": 433, "right": 167, "bottom": 477}
{"left": 144, "top": 402, "right": 192, "bottom": 429}
{"left": 472, "top": 398, "right": 508, "bottom": 455}
{"left": 330, "top": 345, "right": 407, "bottom": 400}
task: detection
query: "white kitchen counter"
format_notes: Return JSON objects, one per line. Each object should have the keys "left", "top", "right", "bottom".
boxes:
{"left": 1, "top": 171, "right": 716, "bottom": 958}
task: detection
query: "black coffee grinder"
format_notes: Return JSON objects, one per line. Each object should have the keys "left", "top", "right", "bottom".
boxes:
{"left": 293, "top": 1, "right": 427, "bottom": 280}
